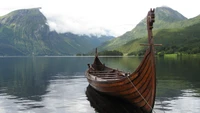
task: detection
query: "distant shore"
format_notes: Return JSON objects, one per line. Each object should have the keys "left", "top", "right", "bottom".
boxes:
{"left": 0, "top": 53, "right": 200, "bottom": 58}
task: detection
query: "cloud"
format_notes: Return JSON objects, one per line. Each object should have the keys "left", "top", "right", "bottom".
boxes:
{"left": 43, "top": 13, "right": 111, "bottom": 36}
{"left": 1, "top": 0, "right": 200, "bottom": 37}
{"left": 39, "top": 0, "right": 147, "bottom": 36}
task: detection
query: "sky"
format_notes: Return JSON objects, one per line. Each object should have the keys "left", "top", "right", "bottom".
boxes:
{"left": 0, "top": 0, "right": 199, "bottom": 37}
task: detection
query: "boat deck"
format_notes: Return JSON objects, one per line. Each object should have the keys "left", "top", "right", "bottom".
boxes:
{"left": 88, "top": 69, "right": 127, "bottom": 81}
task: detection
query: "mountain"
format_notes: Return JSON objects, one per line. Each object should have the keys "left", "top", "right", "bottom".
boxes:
{"left": 117, "top": 15, "right": 200, "bottom": 55}
{"left": 99, "top": 6, "right": 187, "bottom": 51}
{"left": 0, "top": 8, "right": 113, "bottom": 56}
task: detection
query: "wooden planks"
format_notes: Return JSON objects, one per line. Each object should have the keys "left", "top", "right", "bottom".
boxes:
{"left": 85, "top": 8, "right": 157, "bottom": 113}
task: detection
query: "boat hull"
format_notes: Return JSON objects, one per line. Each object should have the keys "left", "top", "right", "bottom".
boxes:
{"left": 85, "top": 8, "right": 157, "bottom": 113}
{"left": 86, "top": 49, "right": 156, "bottom": 113}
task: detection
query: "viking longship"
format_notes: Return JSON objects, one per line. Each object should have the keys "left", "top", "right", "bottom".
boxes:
{"left": 85, "top": 8, "right": 158, "bottom": 113}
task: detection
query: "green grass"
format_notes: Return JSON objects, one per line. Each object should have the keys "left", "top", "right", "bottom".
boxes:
{"left": 164, "top": 54, "right": 177, "bottom": 57}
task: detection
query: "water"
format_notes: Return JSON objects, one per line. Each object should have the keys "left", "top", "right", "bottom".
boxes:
{"left": 0, "top": 56, "right": 199, "bottom": 113}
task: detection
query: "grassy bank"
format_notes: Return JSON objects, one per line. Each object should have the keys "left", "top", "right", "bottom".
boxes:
{"left": 163, "top": 53, "right": 200, "bottom": 57}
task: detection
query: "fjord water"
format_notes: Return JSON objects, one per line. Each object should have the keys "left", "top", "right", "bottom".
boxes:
{"left": 0, "top": 56, "right": 199, "bottom": 113}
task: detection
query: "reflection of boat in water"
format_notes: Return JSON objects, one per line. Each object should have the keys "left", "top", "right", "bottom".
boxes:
{"left": 85, "top": 9, "right": 158, "bottom": 113}
{"left": 86, "top": 85, "right": 143, "bottom": 113}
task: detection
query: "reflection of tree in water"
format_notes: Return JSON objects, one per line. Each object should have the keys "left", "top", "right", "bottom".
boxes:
{"left": 0, "top": 56, "right": 199, "bottom": 111}
{"left": 86, "top": 85, "right": 144, "bottom": 113}
{"left": 156, "top": 56, "right": 200, "bottom": 99}
{"left": 100, "top": 57, "right": 142, "bottom": 72}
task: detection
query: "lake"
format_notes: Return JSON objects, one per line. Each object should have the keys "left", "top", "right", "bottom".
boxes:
{"left": 0, "top": 56, "right": 200, "bottom": 113}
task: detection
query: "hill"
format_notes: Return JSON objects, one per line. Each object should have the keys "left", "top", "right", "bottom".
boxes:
{"left": 0, "top": 8, "right": 113, "bottom": 56}
{"left": 117, "top": 15, "right": 200, "bottom": 55}
{"left": 99, "top": 6, "right": 188, "bottom": 51}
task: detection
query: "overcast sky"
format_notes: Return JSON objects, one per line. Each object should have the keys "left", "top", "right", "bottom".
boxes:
{"left": 0, "top": 0, "right": 199, "bottom": 36}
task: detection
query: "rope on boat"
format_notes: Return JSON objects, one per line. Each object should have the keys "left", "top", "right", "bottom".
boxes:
{"left": 126, "top": 75, "right": 156, "bottom": 113}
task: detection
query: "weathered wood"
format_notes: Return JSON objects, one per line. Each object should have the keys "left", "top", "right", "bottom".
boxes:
{"left": 85, "top": 8, "right": 157, "bottom": 113}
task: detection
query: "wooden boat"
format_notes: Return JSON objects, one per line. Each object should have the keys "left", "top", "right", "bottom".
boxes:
{"left": 85, "top": 8, "right": 158, "bottom": 113}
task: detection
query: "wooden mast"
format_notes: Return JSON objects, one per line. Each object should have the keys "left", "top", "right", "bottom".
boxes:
{"left": 147, "top": 8, "right": 156, "bottom": 112}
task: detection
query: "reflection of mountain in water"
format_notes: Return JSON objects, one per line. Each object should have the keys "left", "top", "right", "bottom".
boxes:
{"left": 86, "top": 85, "right": 145, "bottom": 113}
{"left": 0, "top": 57, "right": 91, "bottom": 101}
{"left": 0, "top": 57, "right": 50, "bottom": 101}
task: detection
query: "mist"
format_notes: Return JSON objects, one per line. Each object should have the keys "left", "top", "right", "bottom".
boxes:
{"left": 40, "top": 8, "right": 134, "bottom": 37}
{"left": 1, "top": 0, "right": 199, "bottom": 37}
{"left": 43, "top": 13, "right": 113, "bottom": 36}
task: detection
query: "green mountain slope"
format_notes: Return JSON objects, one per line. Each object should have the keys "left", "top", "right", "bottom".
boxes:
{"left": 0, "top": 8, "right": 113, "bottom": 56}
{"left": 117, "top": 18, "right": 200, "bottom": 55}
{"left": 0, "top": 8, "right": 49, "bottom": 55}
{"left": 154, "top": 23, "right": 200, "bottom": 54}
{"left": 100, "top": 6, "right": 187, "bottom": 51}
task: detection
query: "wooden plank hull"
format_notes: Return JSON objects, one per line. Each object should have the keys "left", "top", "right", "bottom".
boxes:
{"left": 86, "top": 48, "right": 156, "bottom": 113}
{"left": 85, "top": 9, "right": 157, "bottom": 113}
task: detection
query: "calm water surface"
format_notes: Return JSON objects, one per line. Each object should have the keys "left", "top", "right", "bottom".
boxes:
{"left": 0, "top": 56, "right": 200, "bottom": 113}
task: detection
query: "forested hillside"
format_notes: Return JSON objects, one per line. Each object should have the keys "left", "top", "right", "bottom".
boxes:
{"left": 99, "top": 7, "right": 187, "bottom": 51}
{"left": 118, "top": 20, "right": 200, "bottom": 56}
{"left": 100, "top": 7, "right": 200, "bottom": 56}
{"left": 0, "top": 8, "right": 113, "bottom": 56}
